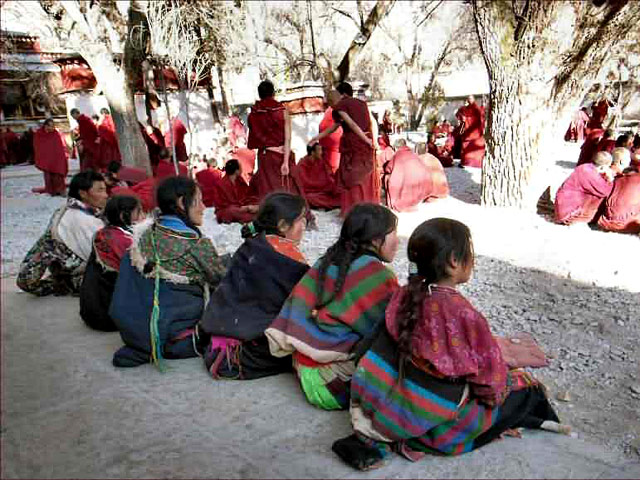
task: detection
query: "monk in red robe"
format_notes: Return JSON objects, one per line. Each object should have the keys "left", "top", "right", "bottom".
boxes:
{"left": 96, "top": 108, "right": 121, "bottom": 170}
{"left": 227, "top": 115, "right": 247, "bottom": 149}
{"left": 456, "top": 95, "right": 486, "bottom": 168}
{"left": 33, "top": 119, "right": 68, "bottom": 196}
{"left": 417, "top": 142, "right": 450, "bottom": 199}
{"left": 196, "top": 161, "right": 224, "bottom": 208}
{"left": 384, "top": 139, "right": 448, "bottom": 212}
{"left": 139, "top": 122, "right": 165, "bottom": 167}
{"left": 246, "top": 80, "right": 306, "bottom": 201}
{"left": 576, "top": 128, "right": 605, "bottom": 166}
{"left": 309, "top": 83, "right": 378, "bottom": 216}
{"left": 111, "top": 178, "right": 157, "bottom": 213}
{"left": 318, "top": 106, "right": 342, "bottom": 175}
{"left": 586, "top": 98, "right": 610, "bottom": 135}
{"left": 429, "top": 119, "right": 455, "bottom": 167}
{"left": 165, "top": 117, "right": 188, "bottom": 163}
{"left": 211, "top": 159, "right": 258, "bottom": 224}
{"left": 564, "top": 107, "right": 590, "bottom": 143}
{"left": 555, "top": 151, "right": 614, "bottom": 225}
{"left": 71, "top": 108, "right": 98, "bottom": 171}
{"left": 297, "top": 143, "right": 339, "bottom": 210}
{"left": 596, "top": 129, "right": 616, "bottom": 154}
{"left": 0, "top": 127, "right": 19, "bottom": 166}
{"left": 597, "top": 168, "right": 640, "bottom": 234}
{"left": 232, "top": 147, "right": 256, "bottom": 185}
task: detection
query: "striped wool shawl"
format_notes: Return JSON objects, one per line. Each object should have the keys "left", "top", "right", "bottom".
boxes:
{"left": 266, "top": 254, "right": 398, "bottom": 364}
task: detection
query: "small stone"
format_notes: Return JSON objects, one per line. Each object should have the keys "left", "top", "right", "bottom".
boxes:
{"left": 556, "top": 391, "right": 571, "bottom": 402}
{"left": 571, "top": 319, "right": 583, "bottom": 325}
{"left": 617, "top": 320, "right": 625, "bottom": 327}
{"left": 630, "top": 385, "right": 640, "bottom": 395}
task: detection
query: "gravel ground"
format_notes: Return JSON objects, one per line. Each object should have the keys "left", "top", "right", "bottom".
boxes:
{"left": 2, "top": 146, "right": 639, "bottom": 458}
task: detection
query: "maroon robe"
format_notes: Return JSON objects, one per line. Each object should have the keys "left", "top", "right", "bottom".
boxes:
{"left": 296, "top": 154, "right": 339, "bottom": 210}
{"left": 564, "top": 109, "right": 590, "bottom": 143}
{"left": 246, "top": 97, "right": 305, "bottom": 201}
{"left": 140, "top": 124, "right": 165, "bottom": 167}
{"left": 456, "top": 104, "right": 485, "bottom": 168}
{"left": 196, "top": 167, "right": 224, "bottom": 208}
{"left": 212, "top": 175, "right": 254, "bottom": 224}
{"left": 555, "top": 163, "right": 613, "bottom": 225}
{"left": 596, "top": 138, "right": 616, "bottom": 154}
{"left": 1, "top": 129, "right": 19, "bottom": 165}
{"left": 597, "top": 172, "right": 640, "bottom": 234}
{"left": 118, "top": 166, "right": 148, "bottom": 185}
{"left": 318, "top": 107, "right": 342, "bottom": 175}
{"left": 33, "top": 127, "right": 68, "bottom": 195}
{"left": 165, "top": 117, "right": 188, "bottom": 163}
{"left": 154, "top": 159, "right": 188, "bottom": 179}
{"left": 76, "top": 114, "right": 98, "bottom": 170}
{"left": 111, "top": 177, "right": 157, "bottom": 213}
{"left": 430, "top": 123, "right": 455, "bottom": 167}
{"left": 384, "top": 147, "right": 448, "bottom": 212}
{"left": 587, "top": 100, "right": 609, "bottom": 134}
{"left": 576, "top": 129, "right": 605, "bottom": 166}
{"left": 333, "top": 96, "right": 378, "bottom": 216}
{"left": 97, "top": 115, "right": 121, "bottom": 169}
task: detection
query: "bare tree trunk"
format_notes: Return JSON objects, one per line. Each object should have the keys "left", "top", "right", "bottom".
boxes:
{"left": 206, "top": 79, "right": 221, "bottom": 124}
{"left": 159, "top": 66, "right": 179, "bottom": 174}
{"left": 217, "top": 65, "right": 230, "bottom": 117}
{"left": 335, "top": 0, "right": 396, "bottom": 82}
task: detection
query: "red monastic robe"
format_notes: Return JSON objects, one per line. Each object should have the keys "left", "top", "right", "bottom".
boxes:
{"left": 596, "top": 138, "right": 616, "bottom": 154}
{"left": 597, "top": 172, "right": 640, "bottom": 234}
{"left": 118, "top": 166, "right": 148, "bottom": 185}
{"left": 564, "top": 109, "right": 590, "bottom": 143}
{"left": 196, "top": 167, "right": 224, "bottom": 208}
{"left": 430, "top": 123, "right": 455, "bottom": 167}
{"left": 296, "top": 154, "right": 339, "bottom": 210}
{"left": 384, "top": 147, "right": 448, "bottom": 212}
{"left": 232, "top": 148, "right": 256, "bottom": 185}
{"left": 97, "top": 115, "right": 121, "bottom": 169}
{"left": 333, "top": 96, "right": 378, "bottom": 215}
{"left": 165, "top": 117, "right": 188, "bottom": 163}
{"left": 1, "top": 129, "right": 19, "bottom": 165}
{"left": 212, "top": 175, "right": 254, "bottom": 224}
{"left": 140, "top": 124, "right": 165, "bottom": 167}
{"left": 318, "top": 107, "right": 342, "bottom": 175}
{"left": 228, "top": 116, "right": 247, "bottom": 149}
{"left": 456, "top": 103, "right": 485, "bottom": 168}
{"left": 246, "top": 97, "right": 305, "bottom": 201}
{"left": 555, "top": 163, "right": 613, "bottom": 225}
{"left": 111, "top": 177, "right": 157, "bottom": 213}
{"left": 576, "top": 129, "right": 605, "bottom": 166}
{"left": 76, "top": 114, "right": 98, "bottom": 170}
{"left": 154, "top": 159, "right": 188, "bottom": 179}
{"left": 33, "top": 127, "right": 69, "bottom": 195}
{"left": 587, "top": 100, "right": 609, "bottom": 134}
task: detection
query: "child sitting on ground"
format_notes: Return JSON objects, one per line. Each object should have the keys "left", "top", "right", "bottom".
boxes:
{"left": 198, "top": 192, "right": 310, "bottom": 379}
{"left": 332, "top": 218, "right": 568, "bottom": 471}
{"left": 80, "top": 195, "right": 143, "bottom": 331}
{"left": 266, "top": 203, "right": 400, "bottom": 410}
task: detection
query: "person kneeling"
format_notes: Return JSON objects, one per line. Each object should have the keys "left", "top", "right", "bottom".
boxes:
{"left": 199, "top": 193, "right": 309, "bottom": 380}
{"left": 266, "top": 204, "right": 399, "bottom": 410}
{"left": 17, "top": 170, "right": 107, "bottom": 296}
{"left": 80, "top": 195, "right": 143, "bottom": 331}
{"left": 333, "top": 218, "right": 566, "bottom": 471}
{"left": 109, "top": 177, "right": 228, "bottom": 368}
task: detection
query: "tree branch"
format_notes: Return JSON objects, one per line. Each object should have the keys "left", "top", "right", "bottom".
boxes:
{"left": 416, "top": 0, "right": 444, "bottom": 28}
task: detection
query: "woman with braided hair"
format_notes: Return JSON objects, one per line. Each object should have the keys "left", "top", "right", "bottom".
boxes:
{"left": 266, "top": 203, "right": 399, "bottom": 410}
{"left": 333, "top": 218, "right": 566, "bottom": 471}
{"left": 109, "top": 176, "right": 229, "bottom": 368}
{"left": 199, "top": 192, "right": 310, "bottom": 380}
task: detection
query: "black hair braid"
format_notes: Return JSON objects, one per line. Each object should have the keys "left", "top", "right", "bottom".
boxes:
{"left": 395, "top": 274, "right": 427, "bottom": 386}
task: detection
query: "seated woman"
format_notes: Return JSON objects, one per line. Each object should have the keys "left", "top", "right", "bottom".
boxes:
{"left": 17, "top": 170, "right": 107, "bottom": 296}
{"left": 555, "top": 151, "right": 614, "bottom": 225}
{"left": 199, "top": 193, "right": 309, "bottom": 380}
{"left": 109, "top": 176, "right": 228, "bottom": 368}
{"left": 80, "top": 195, "right": 143, "bottom": 332}
{"left": 333, "top": 218, "right": 566, "bottom": 471}
{"left": 266, "top": 204, "right": 399, "bottom": 410}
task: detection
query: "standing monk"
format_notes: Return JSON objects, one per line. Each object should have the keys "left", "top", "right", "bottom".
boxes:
{"left": 246, "top": 80, "right": 304, "bottom": 201}
{"left": 96, "top": 108, "right": 121, "bottom": 170}
{"left": 318, "top": 100, "right": 342, "bottom": 175}
{"left": 456, "top": 95, "right": 486, "bottom": 168}
{"left": 564, "top": 107, "right": 590, "bottom": 143}
{"left": 309, "top": 83, "right": 378, "bottom": 216}
{"left": 71, "top": 108, "right": 98, "bottom": 171}
{"left": 165, "top": 117, "right": 188, "bottom": 163}
{"left": 33, "top": 119, "right": 68, "bottom": 196}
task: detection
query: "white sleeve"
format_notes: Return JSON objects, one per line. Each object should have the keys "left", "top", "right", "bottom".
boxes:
{"left": 56, "top": 209, "right": 105, "bottom": 261}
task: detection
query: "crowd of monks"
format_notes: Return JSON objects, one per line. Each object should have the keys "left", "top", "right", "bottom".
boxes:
{"left": 8, "top": 84, "right": 639, "bottom": 237}
{"left": 555, "top": 98, "right": 640, "bottom": 234}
